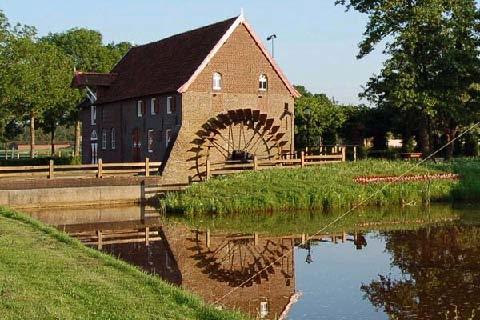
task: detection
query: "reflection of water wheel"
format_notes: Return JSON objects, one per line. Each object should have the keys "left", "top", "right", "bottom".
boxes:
{"left": 194, "top": 109, "right": 288, "bottom": 178}
{"left": 193, "top": 235, "right": 291, "bottom": 287}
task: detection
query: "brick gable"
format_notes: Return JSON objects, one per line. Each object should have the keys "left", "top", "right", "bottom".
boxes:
{"left": 188, "top": 24, "right": 292, "bottom": 96}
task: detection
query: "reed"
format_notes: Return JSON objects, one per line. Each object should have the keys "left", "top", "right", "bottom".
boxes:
{"left": 164, "top": 159, "right": 480, "bottom": 215}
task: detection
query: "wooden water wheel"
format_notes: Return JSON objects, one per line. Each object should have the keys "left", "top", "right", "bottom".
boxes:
{"left": 194, "top": 109, "right": 288, "bottom": 178}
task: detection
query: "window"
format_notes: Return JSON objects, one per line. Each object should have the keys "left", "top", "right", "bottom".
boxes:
{"left": 91, "top": 142, "right": 98, "bottom": 164}
{"left": 147, "top": 129, "right": 154, "bottom": 153}
{"left": 165, "top": 129, "right": 172, "bottom": 147}
{"left": 212, "top": 72, "right": 222, "bottom": 90}
{"left": 259, "top": 301, "right": 269, "bottom": 318}
{"left": 151, "top": 98, "right": 159, "bottom": 115}
{"left": 90, "top": 105, "right": 97, "bottom": 125}
{"left": 111, "top": 128, "right": 116, "bottom": 150}
{"left": 167, "top": 96, "right": 175, "bottom": 114}
{"left": 101, "top": 129, "right": 107, "bottom": 150}
{"left": 259, "top": 74, "right": 268, "bottom": 91}
{"left": 284, "top": 102, "right": 289, "bottom": 111}
{"left": 137, "top": 100, "right": 145, "bottom": 117}
{"left": 90, "top": 129, "right": 98, "bottom": 141}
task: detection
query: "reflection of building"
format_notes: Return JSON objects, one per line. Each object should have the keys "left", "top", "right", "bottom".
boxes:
{"left": 161, "top": 225, "right": 297, "bottom": 320}
{"left": 27, "top": 205, "right": 298, "bottom": 319}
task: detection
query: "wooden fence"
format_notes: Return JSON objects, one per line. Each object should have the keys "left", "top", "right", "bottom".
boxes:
{"left": 0, "top": 158, "right": 161, "bottom": 180}
{"left": 71, "top": 227, "right": 162, "bottom": 250}
{"left": 205, "top": 147, "right": 346, "bottom": 179}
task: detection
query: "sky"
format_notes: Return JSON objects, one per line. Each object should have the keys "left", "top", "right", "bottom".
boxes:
{"left": 1, "top": 0, "right": 386, "bottom": 105}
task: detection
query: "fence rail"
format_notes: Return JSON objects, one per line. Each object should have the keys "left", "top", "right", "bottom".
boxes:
{"left": 0, "top": 158, "right": 161, "bottom": 180}
{"left": 205, "top": 147, "right": 347, "bottom": 179}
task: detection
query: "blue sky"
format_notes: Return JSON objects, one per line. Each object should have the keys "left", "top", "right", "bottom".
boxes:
{"left": 2, "top": 0, "right": 386, "bottom": 104}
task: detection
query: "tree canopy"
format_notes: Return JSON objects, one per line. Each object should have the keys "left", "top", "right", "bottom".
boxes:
{"left": 337, "top": 0, "right": 480, "bottom": 157}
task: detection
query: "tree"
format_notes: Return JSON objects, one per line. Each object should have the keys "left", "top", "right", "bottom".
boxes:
{"left": 294, "top": 86, "right": 347, "bottom": 149}
{"left": 0, "top": 15, "right": 76, "bottom": 157}
{"left": 42, "top": 28, "right": 131, "bottom": 156}
{"left": 336, "top": 0, "right": 480, "bottom": 157}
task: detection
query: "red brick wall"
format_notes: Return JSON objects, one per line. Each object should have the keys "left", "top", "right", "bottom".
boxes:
{"left": 162, "top": 23, "right": 295, "bottom": 183}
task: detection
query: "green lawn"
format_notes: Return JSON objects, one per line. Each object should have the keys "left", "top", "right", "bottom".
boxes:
{"left": 0, "top": 207, "right": 246, "bottom": 320}
{"left": 164, "top": 159, "right": 480, "bottom": 215}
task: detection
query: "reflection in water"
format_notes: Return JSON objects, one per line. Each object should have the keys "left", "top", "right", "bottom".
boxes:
{"left": 362, "top": 225, "right": 480, "bottom": 319}
{"left": 23, "top": 205, "right": 480, "bottom": 319}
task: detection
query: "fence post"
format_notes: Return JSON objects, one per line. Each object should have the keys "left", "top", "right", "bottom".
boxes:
{"left": 97, "top": 158, "right": 103, "bottom": 178}
{"left": 342, "top": 146, "right": 346, "bottom": 162}
{"left": 145, "top": 157, "right": 150, "bottom": 177}
{"left": 254, "top": 233, "right": 259, "bottom": 246}
{"left": 205, "top": 228, "right": 211, "bottom": 248}
{"left": 205, "top": 159, "right": 210, "bottom": 180}
{"left": 145, "top": 227, "right": 150, "bottom": 246}
{"left": 48, "top": 159, "right": 54, "bottom": 179}
{"left": 301, "top": 151, "right": 305, "bottom": 168}
{"left": 353, "top": 146, "right": 357, "bottom": 162}
{"left": 253, "top": 155, "right": 258, "bottom": 171}
{"left": 97, "top": 230, "right": 103, "bottom": 250}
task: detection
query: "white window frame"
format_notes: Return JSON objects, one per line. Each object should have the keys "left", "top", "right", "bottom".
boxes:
{"left": 111, "top": 128, "right": 116, "bottom": 150}
{"left": 259, "top": 301, "right": 269, "bottom": 318}
{"left": 90, "top": 129, "right": 98, "bottom": 141}
{"left": 212, "top": 72, "right": 222, "bottom": 91}
{"left": 91, "top": 142, "right": 98, "bottom": 164}
{"left": 166, "top": 96, "right": 173, "bottom": 114}
{"left": 147, "top": 129, "right": 154, "bottom": 153}
{"left": 151, "top": 98, "right": 157, "bottom": 115}
{"left": 259, "top": 74, "right": 268, "bottom": 91}
{"left": 91, "top": 105, "right": 97, "bottom": 125}
{"left": 137, "top": 100, "right": 144, "bottom": 117}
{"left": 101, "top": 129, "right": 107, "bottom": 150}
{"left": 165, "top": 129, "right": 172, "bottom": 147}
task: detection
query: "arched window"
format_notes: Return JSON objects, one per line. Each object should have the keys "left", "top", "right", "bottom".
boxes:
{"left": 101, "top": 129, "right": 107, "bottom": 150}
{"left": 111, "top": 128, "right": 116, "bottom": 150}
{"left": 212, "top": 72, "right": 222, "bottom": 90}
{"left": 259, "top": 74, "right": 268, "bottom": 91}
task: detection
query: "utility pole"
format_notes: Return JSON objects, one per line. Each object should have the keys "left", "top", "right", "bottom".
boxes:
{"left": 267, "top": 34, "right": 277, "bottom": 58}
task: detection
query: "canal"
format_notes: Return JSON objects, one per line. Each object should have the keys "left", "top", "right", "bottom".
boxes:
{"left": 24, "top": 204, "right": 480, "bottom": 320}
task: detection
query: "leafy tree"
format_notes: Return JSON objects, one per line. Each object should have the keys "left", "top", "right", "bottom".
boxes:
{"left": 42, "top": 29, "right": 131, "bottom": 156}
{"left": 294, "top": 86, "right": 347, "bottom": 149}
{"left": 336, "top": 0, "right": 480, "bottom": 158}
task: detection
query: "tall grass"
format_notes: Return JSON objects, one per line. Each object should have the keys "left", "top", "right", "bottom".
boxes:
{"left": 164, "top": 159, "right": 480, "bottom": 215}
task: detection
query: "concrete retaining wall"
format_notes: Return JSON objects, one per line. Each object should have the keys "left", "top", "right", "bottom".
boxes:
{"left": 0, "top": 184, "right": 154, "bottom": 209}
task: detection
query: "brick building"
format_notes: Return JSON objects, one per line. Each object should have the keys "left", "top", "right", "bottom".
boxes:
{"left": 72, "top": 13, "right": 299, "bottom": 183}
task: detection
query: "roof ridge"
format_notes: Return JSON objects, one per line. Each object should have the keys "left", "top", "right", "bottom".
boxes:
{"left": 132, "top": 16, "right": 238, "bottom": 51}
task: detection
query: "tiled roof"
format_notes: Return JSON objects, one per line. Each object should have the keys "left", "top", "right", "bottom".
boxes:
{"left": 96, "top": 17, "right": 238, "bottom": 104}
{"left": 71, "top": 72, "right": 117, "bottom": 88}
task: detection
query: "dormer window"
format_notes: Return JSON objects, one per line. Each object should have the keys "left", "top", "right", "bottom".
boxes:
{"left": 213, "top": 72, "right": 222, "bottom": 91}
{"left": 259, "top": 74, "right": 268, "bottom": 91}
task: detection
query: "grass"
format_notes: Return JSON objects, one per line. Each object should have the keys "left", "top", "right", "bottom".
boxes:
{"left": 164, "top": 159, "right": 480, "bottom": 215}
{"left": 0, "top": 207, "right": 246, "bottom": 320}
{"left": 168, "top": 204, "right": 461, "bottom": 236}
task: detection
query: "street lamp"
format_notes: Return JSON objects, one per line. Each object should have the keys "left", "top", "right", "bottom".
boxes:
{"left": 266, "top": 34, "right": 277, "bottom": 58}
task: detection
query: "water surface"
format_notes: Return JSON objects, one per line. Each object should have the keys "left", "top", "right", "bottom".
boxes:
{"left": 25, "top": 204, "right": 480, "bottom": 319}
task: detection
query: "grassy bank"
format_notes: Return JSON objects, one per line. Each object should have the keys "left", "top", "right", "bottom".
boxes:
{"left": 0, "top": 207, "right": 245, "bottom": 320}
{"left": 165, "top": 159, "right": 480, "bottom": 215}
